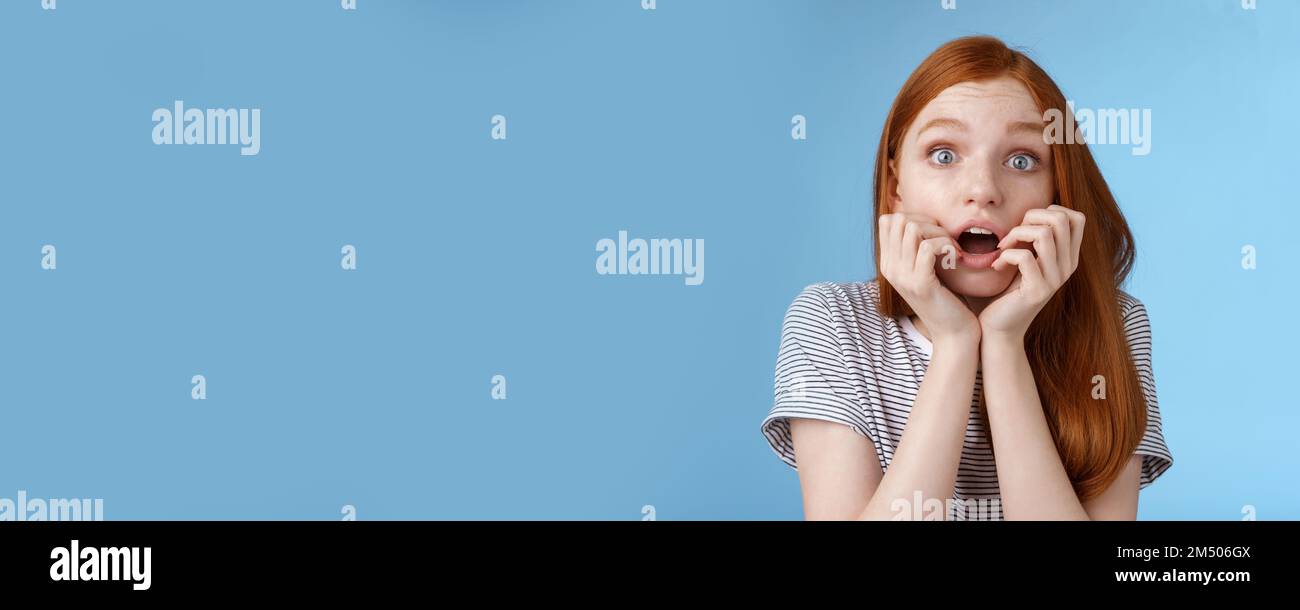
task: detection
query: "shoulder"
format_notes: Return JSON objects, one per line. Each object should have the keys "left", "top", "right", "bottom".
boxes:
{"left": 1116, "top": 291, "right": 1173, "bottom": 486}
{"left": 783, "top": 281, "right": 885, "bottom": 332}
{"left": 786, "top": 280, "right": 881, "bottom": 317}
{"left": 1116, "top": 289, "right": 1147, "bottom": 321}
{"left": 1116, "top": 290, "right": 1152, "bottom": 345}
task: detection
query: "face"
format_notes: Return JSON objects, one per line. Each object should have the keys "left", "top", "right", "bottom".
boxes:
{"left": 889, "top": 76, "right": 1055, "bottom": 299}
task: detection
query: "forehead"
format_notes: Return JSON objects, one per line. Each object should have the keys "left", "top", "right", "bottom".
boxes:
{"left": 912, "top": 77, "right": 1042, "bottom": 127}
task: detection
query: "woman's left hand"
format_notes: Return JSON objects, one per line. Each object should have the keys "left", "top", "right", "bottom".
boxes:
{"left": 978, "top": 205, "right": 1086, "bottom": 340}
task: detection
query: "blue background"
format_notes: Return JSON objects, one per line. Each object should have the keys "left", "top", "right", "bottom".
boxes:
{"left": 1, "top": 0, "right": 1295, "bottom": 520}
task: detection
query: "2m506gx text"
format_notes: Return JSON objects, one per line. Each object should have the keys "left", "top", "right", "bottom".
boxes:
{"left": 1177, "top": 546, "right": 1251, "bottom": 559}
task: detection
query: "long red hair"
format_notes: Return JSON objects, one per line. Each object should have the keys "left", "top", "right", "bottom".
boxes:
{"left": 872, "top": 36, "right": 1145, "bottom": 502}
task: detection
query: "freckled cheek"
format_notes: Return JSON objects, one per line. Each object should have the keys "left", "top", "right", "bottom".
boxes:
{"left": 1018, "top": 170, "right": 1054, "bottom": 196}
{"left": 897, "top": 167, "right": 955, "bottom": 216}
{"left": 1002, "top": 179, "right": 1056, "bottom": 218}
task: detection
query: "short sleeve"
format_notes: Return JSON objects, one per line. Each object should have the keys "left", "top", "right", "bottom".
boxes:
{"left": 760, "top": 283, "right": 876, "bottom": 470}
{"left": 1123, "top": 296, "right": 1173, "bottom": 490}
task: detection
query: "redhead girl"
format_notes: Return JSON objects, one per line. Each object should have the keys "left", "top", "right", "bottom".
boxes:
{"left": 761, "top": 36, "right": 1172, "bottom": 520}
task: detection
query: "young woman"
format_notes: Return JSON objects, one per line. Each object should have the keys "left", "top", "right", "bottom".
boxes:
{"left": 760, "top": 36, "right": 1172, "bottom": 520}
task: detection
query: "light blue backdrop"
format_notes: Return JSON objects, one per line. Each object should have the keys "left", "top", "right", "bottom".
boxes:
{"left": 1, "top": 0, "right": 1295, "bottom": 520}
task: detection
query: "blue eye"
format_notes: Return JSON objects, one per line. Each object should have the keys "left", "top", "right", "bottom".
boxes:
{"left": 929, "top": 148, "right": 957, "bottom": 165}
{"left": 1008, "top": 153, "right": 1038, "bottom": 171}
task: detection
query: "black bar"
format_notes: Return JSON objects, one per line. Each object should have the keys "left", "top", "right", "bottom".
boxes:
{"left": 0, "top": 521, "right": 1289, "bottom": 595}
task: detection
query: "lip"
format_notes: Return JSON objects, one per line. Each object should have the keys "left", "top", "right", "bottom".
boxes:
{"left": 949, "top": 219, "right": 1006, "bottom": 270}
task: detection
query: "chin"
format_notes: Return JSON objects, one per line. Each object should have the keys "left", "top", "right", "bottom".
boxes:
{"left": 938, "top": 268, "right": 1015, "bottom": 299}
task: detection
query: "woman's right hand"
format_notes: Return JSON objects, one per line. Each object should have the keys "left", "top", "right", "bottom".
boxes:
{"left": 877, "top": 212, "right": 980, "bottom": 346}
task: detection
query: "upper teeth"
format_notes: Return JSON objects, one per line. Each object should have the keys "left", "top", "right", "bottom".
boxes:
{"left": 965, "top": 227, "right": 993, "bottom": 235}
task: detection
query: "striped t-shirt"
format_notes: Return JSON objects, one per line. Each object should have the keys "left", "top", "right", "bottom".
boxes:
{"left": 760, "top": 280, "right": 1173, "bottom": 520}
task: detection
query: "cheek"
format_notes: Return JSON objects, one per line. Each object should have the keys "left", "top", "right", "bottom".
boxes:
{"left": 896, "top": 167, "right": 952, "bottom": 214}
{"left": 1006, "top": 175, "right": 1056, "bottom": 211}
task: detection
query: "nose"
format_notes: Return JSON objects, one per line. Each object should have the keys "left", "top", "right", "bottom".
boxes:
{"left": 961, "top": 159, "right": 1003, "bottom": 208}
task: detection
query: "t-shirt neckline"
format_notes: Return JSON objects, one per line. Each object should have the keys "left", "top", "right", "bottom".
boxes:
{"left": 897, "top": 314, "right": 933, "bottom": 359}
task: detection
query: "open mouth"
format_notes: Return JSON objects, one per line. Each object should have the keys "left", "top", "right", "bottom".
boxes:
{"left": 948, "top": 221, "right": 1006, "bottom": 270}
{"left": 956, "top": 226, "right": 1000, "bottom": 255}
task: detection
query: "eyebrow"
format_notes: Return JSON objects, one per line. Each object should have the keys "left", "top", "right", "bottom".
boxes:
{"left": 1007, "top": 120, "right": 1045, "bottom": 137}
{"left": 916, "top": 117, "right": 1046, "bottom": 138}
{"left": 916, "top": 117, "right": 966, "bottom": 137}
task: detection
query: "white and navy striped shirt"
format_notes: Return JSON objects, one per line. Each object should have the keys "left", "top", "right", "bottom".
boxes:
{"left": 760, "top": 280, "right": 1173, "bottom": 520}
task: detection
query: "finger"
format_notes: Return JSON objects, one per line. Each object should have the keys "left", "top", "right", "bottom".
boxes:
{"left": 1053, "top": 205, "right": 1086, "bottom": 271}
{"left": 917, "top": 236, "right": 958, "bottom": 275}
{"left": 991, "top": 248, "right": 1044, "bottom": 292}
{"left": 998, "top": 225, "right": 1059, "bottom": 286}
{"left": 900, "top": 220, "right": 922, "bottom": 272}
{"left": 1025, "top": 208, "right": 1073, "bottom": 276}
{"left": 888, "top": 214, "right": 905, "bottom": 264}
{"left": 877, "top": 214, "right": 894, "bottom": 276}
{"left": 897, "top": 214, "right": 950, "bottom": 240}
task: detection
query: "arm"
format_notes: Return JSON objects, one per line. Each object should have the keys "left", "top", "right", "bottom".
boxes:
{"left": 978, "top": 205, "right": 1141, "bottom": 520}
{"left": 790, "top": 336, "right": 978, "bottom": 520}
{"left": 981, "top": 336, "right": 1141, "bottom": 519}
{"left": 788, "top": 418, "right": 881, "bottom": 520}
{"left": 1082, "top": 454, "right": 1142, "bottom": 520}
{"left": 792, "top": 212, "right": 982, "bottom": 520}
{"left": 980, "top": 334, "right": 1091, "bottom": 520}
{"left": 858, "top": 334, "right": 979, "bottom": 519}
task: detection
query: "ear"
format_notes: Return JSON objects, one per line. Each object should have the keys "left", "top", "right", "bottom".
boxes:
{"left": 886, "top": 158, "right": 903, "bottom": 208}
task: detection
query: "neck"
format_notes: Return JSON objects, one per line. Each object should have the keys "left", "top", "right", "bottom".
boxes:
{"left": 960, "top": 294, "right": 994, "bottom": 316}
